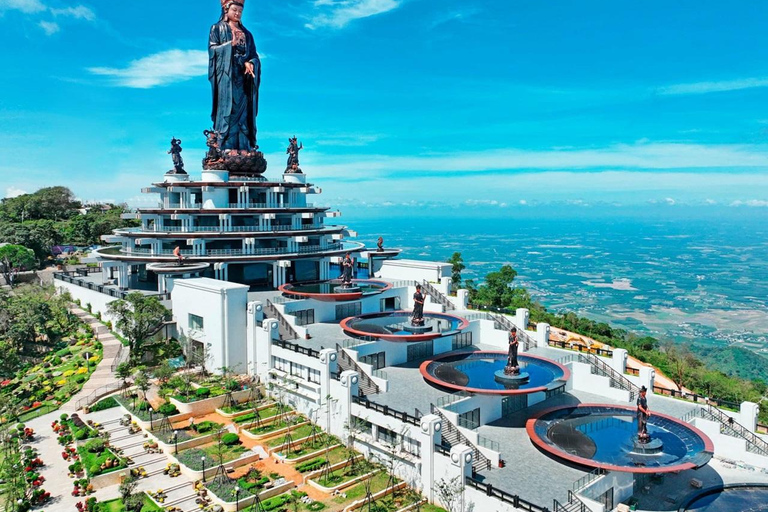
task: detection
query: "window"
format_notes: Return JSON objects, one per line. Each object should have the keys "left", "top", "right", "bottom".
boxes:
{"left": 452, "top": 332, "right": 473, "bottom": 350}
{"left": 290, "top": 362, "right": 303, "bottom": 378}
{"left": 351, "top": 416, "right": 372, "bottom": 436}
{"left": 457, "top": 408, "right": 480, "bottom": 430}
{"left": 189, "top": 314, "right": 204, "bottom": 331}
{"left": 380, "top": 297, "right": 400, "bottom": 312}
{"left": 308, "top": 368, "right": 321, "bottom": 384}
{"left": 407, "top": 340, "right": 434, "bottom": 362}
{"left": 502, "top": 396, "right": 526, "bottom": 416}
{"left": 293, "top": 309, "right": 315, "bottom": 326}
{"left": 402, "top": 436, "right": 421, "bottom": 457}
{"left": 359, "top": 352, "right": 386, "bottom": 371}
{"left": 377, "top": 426, "right": 398, "bottom": 446}
{"left": 336, "top": 302, "right": 362, "bottom": 321}
{"left": 273, "top": 356, "right": 290, "bottom": 373}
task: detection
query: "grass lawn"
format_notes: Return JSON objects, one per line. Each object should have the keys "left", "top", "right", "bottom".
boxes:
{"left": 233, "top": 405, "right": 281, "bottom": 424}
{"left": 78, "top": 445, "right": 126, "bottom": 477}
{"left": 176, "top": 442, "right": 249, "bottom": 470}
{"left": 331, "top": 472, "right": 389, "bottom": 505}
{"left": 266, "top": 424, "right": 315, "bottom": 448}
{"left": 97, "top": 494, "right": 162, "bottom": 511}
{"left": 314, "top": 462, "right": 378, "bottom": 489}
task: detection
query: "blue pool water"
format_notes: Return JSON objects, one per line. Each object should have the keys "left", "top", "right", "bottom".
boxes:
{"left": 425, "top": 353, "right": 566, "bottom": 392}
{"left": 683, "top": 485, "right": 768, "bottom": 511}
{"left": 347, "top": 312, "right": 463, "bottom": 336}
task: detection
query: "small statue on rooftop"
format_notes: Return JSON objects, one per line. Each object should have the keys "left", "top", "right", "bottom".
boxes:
{"left": 637, "top": 386, "right": 651, "bottom": 443}
{"left": 504, "top": 327, "right": 520, "bottom": 375}
{"left": 168, "top": 138, "right": 186, "bottom": 174}
{"left": 286, "top": 136, "right": 304, "bottom": 173}
{"left": 412, "top": 284, "right": 426, "bottom": 326}
{"left": 377, "top": 237, "right": 384, "bottom": 252}
{"left": 203, "top": 129, "right": 224, "bottom": 166}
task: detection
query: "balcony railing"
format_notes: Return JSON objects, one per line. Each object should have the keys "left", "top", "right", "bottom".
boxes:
{"left": 136, "top": 224, "right": 323, "bottom": 234}
{"left": 151, "top": 202, "right": 326, "bottom": 210}
{"left": 122, "top": 243, "right": 344, "bottom": 258}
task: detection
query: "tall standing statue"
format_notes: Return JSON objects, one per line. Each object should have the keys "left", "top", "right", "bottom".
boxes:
{"left": 285, "top": 136, "right": 304, "bottom": 173}
{"left": 168, "top": 138, "right": 186, "bottom": 174}
{"left": 209, "top": 0, "right": 261, "bottom": 151}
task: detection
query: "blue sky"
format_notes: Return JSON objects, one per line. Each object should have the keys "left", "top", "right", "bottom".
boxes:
{"left": 1, "top": 0, "right": 768, "bottom": 215}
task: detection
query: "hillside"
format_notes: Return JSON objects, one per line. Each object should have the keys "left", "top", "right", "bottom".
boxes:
{"left": 693, "top": 344, "right": 768, "bottom": 384}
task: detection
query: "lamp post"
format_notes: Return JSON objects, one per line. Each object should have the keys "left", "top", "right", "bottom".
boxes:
{"left": 149, "top": 408, "right": 154, "bottom": 430}
{"left": 201, "top": 456, "right": 206, "bottom": 482}
{"left": 235, "top": 486, "right": 241, "bottom": 509}
{"left": 173, "top": 430, "right": 178, "bottom": 454}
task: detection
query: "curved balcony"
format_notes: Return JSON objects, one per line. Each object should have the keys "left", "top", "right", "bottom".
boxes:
{"left": 112, "top": 224, "right": 344, "bottom": 238}
{"left": 139, "top": 202, "right": 328, "bottom": 212}
{"left": 95, "top": 241, "right": 366, "bottom": 263}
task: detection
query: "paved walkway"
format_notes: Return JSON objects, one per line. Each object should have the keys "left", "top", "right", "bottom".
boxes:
{"left": 21, "top": 307, "right": 127, "bottom": 511}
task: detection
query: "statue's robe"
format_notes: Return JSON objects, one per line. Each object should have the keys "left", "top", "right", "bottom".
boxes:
{"left": 209, "top": 19, "right": 261, "bottom": 150}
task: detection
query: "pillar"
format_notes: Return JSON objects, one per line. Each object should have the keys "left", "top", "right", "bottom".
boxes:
{"left": 456, "top": 290, "right": 469, "bottom": 309}
{"left": 339, "top": 371, "right": 359, "bottom": 441}
{"left": 418, "top": 414, "right": 442, "bottom": 501}
{"left": 319, "top": 349, "right": 338, "bottom": 428}
{"left": 448, "top": 445, "right": 473, "bottom": 512}
{"left": 639, "top": 366, "right": 655, "bottom": 392}
{"left": 611, "top": 348, "right": 628, "bottom": 375}
{"left": 515, "top": 308, "right": 530, "bottom": 330}
{"left": 740, "top": 402, "right": 759, "bottom": 431}
{"left": 255, "top": 318, "right": 278, "bottom": 381}
{"left": 536, "top": 322, "right": 550, "bottom": 349}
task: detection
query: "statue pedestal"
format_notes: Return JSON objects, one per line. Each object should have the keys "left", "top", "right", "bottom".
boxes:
{"left": 404, "top": 324, "right": 434, "bottom": 334}
{"left": 164, "top": 171, "right": 190, "bottom": 183}
{"left": 334, "top": 285, "right": 361, "bottom": 294}
{"left": 283, "top": 172, "right": 307, "bottom": 185}
{"left": 631, "top": 438, "right": 664, "bottom": 455}
{"left": 494, "top": 370, "right": 530, "bottom": 384}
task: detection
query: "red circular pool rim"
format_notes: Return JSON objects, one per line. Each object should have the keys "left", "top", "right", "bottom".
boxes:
{"left": 419, "top": 351, "right": 570, "bottom": 396}
{"left": 526, "top": 404, "right": 715, "bottom": 474}
{"left": 279, "top": 279, "right": 392, "bottom": 302}
{"left": 340, "top": 311, "right": 470, "bottom": 342}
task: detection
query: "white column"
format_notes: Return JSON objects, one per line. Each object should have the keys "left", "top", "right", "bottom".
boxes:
{"left": 255, "top": 318, "right": 278, "bottom": 381}
{"left": 418, "top": 414, "right": 442, "bottom": 501}
{"left": 448, "top": 445, "right": 473, "bottom": 512}
{"left": 536, "top": 322, "right": 550, "bottom": 348}
{"left": 740, "top": 402, "right": 759, "bottom": 432}
{"left": 319, "top": 349, "right": 338, "bottom": 429}
{"left": 515, "top": 308, "right": 530, "bottom": 330}
{"left": 339, "top": 370, "right": 359, "bottom": 441}
{"left": 611, "top": 348, "right": 628, "bottom": 375}
{"left": 456, "top": 290, "right": 469, "bottom": 309}
{"left": 639, "top": 366, "right": 655, "bottom": 391}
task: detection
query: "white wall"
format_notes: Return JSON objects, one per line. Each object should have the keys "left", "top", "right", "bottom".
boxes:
{"left": 694, "top": 417, "right": 768, "bottom": 469}
{"left": 378, "top": 259, "right": 451, "bottom": 283}
{"left": 568, "top": 361, "right": 632, "bottom": 402}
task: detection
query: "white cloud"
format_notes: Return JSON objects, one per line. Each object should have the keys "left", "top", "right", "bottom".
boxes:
{"left": 658, "top": 77, "right": 768, "bottom": 96}
{"left": 88, "top": 49, "right": 208, "bottom": 89}
{"left": 38, "top": 20, "right": 59, "bottom": 35}
{"left": 664, "top": 197, "right": 676, "bottom": 205}
{"left": 51, "top": 5, "right": 95, "bottom": 21}
{"left": 5, "top": 186, "right": 28, "bottom": 198}
{"left": 730, "top": 199, "right": 768, "bottom": 207}
{"left": 519, "top": 199, "right": 528, "bottom": 205}
{"left": 704, "top": 198, "right": 717, "bottom": 205}
{"left": 304, "top": 142, "right": 768, "bottom": 178}
{"left": 305, "top": 0, "right": 401, "bottom": 30}
{"left": 0, "top": 0, "right": 46, "bottom": 13}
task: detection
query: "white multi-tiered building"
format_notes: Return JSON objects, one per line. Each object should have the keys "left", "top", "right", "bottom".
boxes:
{"left": 96, "top": 169, "right": 359, "bottom": 292}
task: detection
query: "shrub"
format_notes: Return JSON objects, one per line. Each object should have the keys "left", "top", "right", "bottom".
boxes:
{"left": 221, "top": 433, "right": 241, "bottom": 446}
{"left": 226, "top": 379, "right": 240, "bottom": 391}
{"left": 296, "top": 458, "right": 327, "bottom": 473}
{"left": 56, "top": 348, "right": 71, "bottom": 357}
{"left": 307, "top": 502, "right": 326, "bottom": 511}
{"left": 194, "top": 421, "right": 221, "bottom": 434}
{"left": 84, "top": 439, "right": 105, "bottom": 453}
{"left": 74, "top": 429, "right": 89, "bottom": 441}
{"left": 157, "top": 403, "right": 179, "bottom": 416}
{"left": 52, "top": 356, "right": 62, "bottom": 366}
{"left": 195, "top": 387, "right": 210, "bottom": 398}
{"left": 74, "top": 375, "right": 87, "bottom": 384}
{"left": 60, "top": 413, "right": 69, "bottom": 421}
{"left": 88, "top": 464, "right": 100, "bottom": 476}
{"left": 89, "top": 397, "right": 118, "bottom": 412}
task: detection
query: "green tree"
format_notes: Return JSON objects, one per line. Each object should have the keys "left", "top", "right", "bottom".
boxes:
{"left": 446, "top": 252, "right": 465, "bottom": 292}
{"left": 115, "top": 362, "right": 132, "bottom": 391}
{"left": 107, "top": 293, "right": 169, "bottom": 362}
{"left": 154, "top": 360, "right": 175, "bottom": 385}
{"left": 0, "top": 244, "right": 36, "bottom": 288}
{"left": 470, "top": 264, "right": 518, "bottom": 308}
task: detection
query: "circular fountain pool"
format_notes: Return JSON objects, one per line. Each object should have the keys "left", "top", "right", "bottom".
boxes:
{"left": 527, "top": 405, "right": 714, "bottom": 473}
{"left": 279, "top": 279, "right": 391, "bottom": 301}
{"left": 420, "top": 352, "right": 569, "bottom": 395}
{"left": 679, "top": 484, "right": 768, "bottom": 512}
{"left": 340, "top": 311, "right": 469, "bottom": 342}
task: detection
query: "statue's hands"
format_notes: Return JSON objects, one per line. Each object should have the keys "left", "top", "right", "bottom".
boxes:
{"left": 244, "top": 62, "right": 255, "bottom": 78}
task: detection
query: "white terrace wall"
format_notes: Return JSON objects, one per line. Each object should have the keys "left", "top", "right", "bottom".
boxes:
{"left": 693, "top": 417, "right": 768, "bottom": 469}
{"left": 55, "top": 279, "right": 121, "bottom": 326}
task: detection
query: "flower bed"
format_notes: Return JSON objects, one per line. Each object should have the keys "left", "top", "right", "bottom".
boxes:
{"left": 77, "top": 439, "right": 128, "bottom": 477}
{"left": 266, "top": 424, "right": 315, "bottom": 448}
{"left": 94, "top": 494, "right": 162, "bottom": 511}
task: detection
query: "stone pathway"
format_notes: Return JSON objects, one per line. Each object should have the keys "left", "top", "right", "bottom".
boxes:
{"left": 21, "top": 307, "right": 126, "bottom": 511}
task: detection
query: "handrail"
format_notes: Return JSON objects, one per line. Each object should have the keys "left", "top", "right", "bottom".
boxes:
{"left": 110, "top": 344, "right": 130, "bottom": 372}
{"left": 123, "top": 243, "right": 344, "bottom": 258}
{"left": 561, "top": 352, "right": 639, "bottom": 402}
{"left": 335, "top": 343, "right": 380, "bottom": 396}
{"left": 264, "top": 300, "right": 299, "bottom": 340}
{"left": 652, "top": 386, "right": 740, "bottom": 412}
{"left": 698, "top": 404, "right": 768, "bottom": 456}
{"left": 572, "top": 468, "right": 604, "bottom": 493}
{"left": 125, "top": 224, "right": 325, "bottom": 234}
{"left": 53, "top": 272, "right": 170, "bottom": 301}
{"left": 430, "top": 404, "right": 492, "bottom": 473}
{"left": 548, "top": 339, "right": 614, "bottom": 358}
{"left": 435, "top": 391, "right": 472, "bottom": 409}
{"left": 351, "top": 395, "right": 420, "bottom": 426}
{"left": 421, "top": 280, "right": 455, "bottom": 311}
{"left": 272, "top": 339, "right": 320, "bottom": 359}
{"left": 465, "top": 477, "right": 550, "bottom": 512}
{"left": 75, "top": 382, "right": 129, "bottom": 411}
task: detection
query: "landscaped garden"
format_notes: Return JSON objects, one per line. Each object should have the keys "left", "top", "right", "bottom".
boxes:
{"left": 0, "top": 286, "right": 104, "bottom": 424}
{"left": 0, "top": 422, "right": 52, "bottom": 511}
{"left": 152, "top": 419, "right": 223, "bottom": 444}
{"left": 77, "top": 438, "right": 128, "bottom": 477}
{"left": 174, "top": 433, "right": 250, "bottom": 470}
{"left": 87, "top": 494, "right": 162, "bottom": 512}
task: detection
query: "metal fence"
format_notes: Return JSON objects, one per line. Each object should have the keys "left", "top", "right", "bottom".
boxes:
{"left": 465, "top": 477, "right": 550, "bottom": 512}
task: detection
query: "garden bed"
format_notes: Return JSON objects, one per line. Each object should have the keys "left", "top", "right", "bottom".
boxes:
{"left": 217, "top": 399, "right": 275, "bottom": 418}
{"left": 233, "top": 404, "right": 283, "bottom": 424}
{"left": 77, "top": 439, "right": 128, "bottom": 478}
{"left": 175, "top": 439, "right": 251, "bottom": 471}
{"left": 243, "top": 420, "right": 309, "bottom": 441}
{"left": 95, "top": 493, "right": 162, "bottom": 511}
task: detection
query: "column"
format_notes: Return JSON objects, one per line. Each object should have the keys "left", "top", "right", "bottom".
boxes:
{"left": 536, "top": 323, "right": 550, "bottom": 349}
{"left": 339, "top": 370, "right": 359, "bottom": 441}
{"left": 515, "top": 308, "right": 530, "bottom": 330}
{"left": 319, "top": 349, "right": 338, "bottom": 428}
{"left": 740, "top": 402, "right": 759, "bottom": 432}
{"left": 612, "top": 348, "right": 628, "bottom": 375}
{"left": 255, "top": 318, "right": 278, "bottom": 381}
{"left": 639, "top": 366, "right": 655, "bottom": 391}
{"left": 418, "top": 414, "right": 442, "bottom": 502}
{"left": 457, "top": 290, "right": 469, "bottom": 309}
{"left": 447, "top": 445, "right": 473, "bottom": 512}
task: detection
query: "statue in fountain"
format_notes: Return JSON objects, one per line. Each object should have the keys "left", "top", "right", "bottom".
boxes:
{"left": 637, "top": 386, "right": 651, "bottom": 443}
{"left": 504, "top": 327, "right": 520, "bottom": 375}
{"left": 340, "top": 253, "right": 354, "bottom": 286}
{"left": 412, "top": 284, "right": 425, "bottom": 326}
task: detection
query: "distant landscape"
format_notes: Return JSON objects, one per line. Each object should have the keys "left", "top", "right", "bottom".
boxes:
{"left": 347, "top": 209, "right": 768, "bottom": 384}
